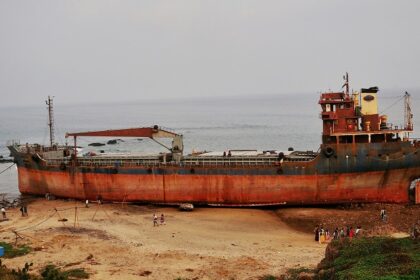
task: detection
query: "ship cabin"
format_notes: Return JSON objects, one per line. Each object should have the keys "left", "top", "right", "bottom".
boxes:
{"left": 319, "top": 87, "right": 413, "bottom": 146}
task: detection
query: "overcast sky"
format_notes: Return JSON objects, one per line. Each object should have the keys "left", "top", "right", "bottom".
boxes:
{"left": 0, "top": 0, "right": 419, "bottom": 107}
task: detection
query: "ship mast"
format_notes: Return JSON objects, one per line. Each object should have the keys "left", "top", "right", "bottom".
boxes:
{"left": 343, "top": 72, "right": 349, "bottom": 96}
{"left": 404, "top": 91, "right": 413, "bottom": 131}
{"left": 46, "top": 96, "right": 55, "bottom": 146}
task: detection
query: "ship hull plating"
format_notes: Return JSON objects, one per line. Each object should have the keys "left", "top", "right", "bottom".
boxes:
{"left": 16, "top": 165, "right": 420, "bottom": 205}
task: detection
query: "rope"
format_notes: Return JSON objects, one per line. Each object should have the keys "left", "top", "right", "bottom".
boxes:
{"left": 16, "top": 231, "right": 47, "bottom": 244}
{"left": 0, "top": 163, "right": 15, "bottom": 175}
{"left": 43, "top": 112, "right": 49, "bottom": 146}
{"left": 379, "top": 95, "right": 404, "bottom": 114}
{"left": 3, "top": 204, "right": 110, "bottom": 240}
{"left": 14, "top": 210, "right": 57, "bottom": 233}
{"left": 54, "top": 115, "right": 64, "bottom": 146}
{"left": 91, "top": 203, "right": 112, "bottom": 221}
{"left": 54, "top": 206, "right": 79, "bottom": 212}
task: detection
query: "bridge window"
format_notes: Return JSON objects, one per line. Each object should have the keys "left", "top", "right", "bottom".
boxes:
{"left": 339, "top": 136, "right": 353, "bottom": 144}
{"left": 355, "top": 135, "right": 369, "bottom": 143}
{"left": 371, "top": 134, "right": 386, "bottom": 143}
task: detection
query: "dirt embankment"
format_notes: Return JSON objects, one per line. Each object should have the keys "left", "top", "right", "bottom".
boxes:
{"left": 276, "top": 203, "right": 420, "bottom": 237}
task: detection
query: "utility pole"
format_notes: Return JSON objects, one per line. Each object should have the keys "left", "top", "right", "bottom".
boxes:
{"left": 46, "top": 96, "right": 55, "bottom": 146}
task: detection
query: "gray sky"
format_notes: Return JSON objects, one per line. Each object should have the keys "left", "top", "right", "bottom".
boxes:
{"left": 0, "top": 0, "right": 419, "bottom": 107}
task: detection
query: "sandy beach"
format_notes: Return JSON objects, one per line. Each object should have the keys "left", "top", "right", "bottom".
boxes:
{"left": 0, "top": 199, "right": 326, "bottom": 279}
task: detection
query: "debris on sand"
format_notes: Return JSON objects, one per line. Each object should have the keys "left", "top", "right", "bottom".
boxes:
{"left": 138, "top": 270, "right": 152, "bottom": 276}
{"left": 179, "top": 203, "right": 194, "bottom": 211}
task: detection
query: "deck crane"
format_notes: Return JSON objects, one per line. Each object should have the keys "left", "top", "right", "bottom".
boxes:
{"left": 66, "top": 125, "right": 184, "bottom": 162}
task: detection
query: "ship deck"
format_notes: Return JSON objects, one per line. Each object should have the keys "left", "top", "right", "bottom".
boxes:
{"left": 42, "top": 150, "right": 318, "bottom": 168}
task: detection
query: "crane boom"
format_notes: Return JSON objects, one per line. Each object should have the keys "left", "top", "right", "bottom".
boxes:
{"left": 66, "top": 126, "right": 177, "bottom": 139}
{"left": 66, "top": 125, "right": 183, "bottom": 155}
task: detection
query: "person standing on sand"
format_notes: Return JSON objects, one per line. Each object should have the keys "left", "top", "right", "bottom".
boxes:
{"left": 160, "top": 214, "right": 165, "bottom": 225}
{"left": 314, "top": 225, "right": 320, "bottom": 242}
{"left": 340, "top": 228, "right": 345, "bottom": 239}
{"left": 153, "top": 213, "right": 158, "bottom": 227}
{"left": 333, "top": 228, "right": 339, "bottom": 240}
{"left": 383, "top": 211, "right": 388, "bottom": 222}
{"left": 355, "top": 226, "right": 361, "bottom": 237}
{"left": 23, "top": 205, "right": 28, "bottom": 216}
{"left": 349, "top": 227, "right": 355, "bottom": 239}
{"left": 1, "top": 207, "right": 6, "bottom": 220}
{"left": 380, "top": 209, "right": 386, "bottom": 221}
{"left": 319, "top": 227, "right": 325, "bottom": 244}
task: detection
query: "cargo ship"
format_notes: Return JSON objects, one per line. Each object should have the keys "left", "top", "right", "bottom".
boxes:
{"left": 8, "top": 75, "right": 420, "bottom": 205}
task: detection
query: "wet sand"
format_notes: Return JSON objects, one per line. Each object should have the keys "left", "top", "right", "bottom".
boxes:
{"left": 0, "top": 199, "right": 325, "bottom": 279}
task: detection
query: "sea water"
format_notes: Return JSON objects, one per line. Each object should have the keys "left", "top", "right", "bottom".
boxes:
{"left": 0, "top": 93, "right": 418, "bottom": 199}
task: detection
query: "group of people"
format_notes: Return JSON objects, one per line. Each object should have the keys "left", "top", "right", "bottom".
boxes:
{"left": 314, "top": 225, "right": 362, "bottom": 243}
{"left": 153, "top": 213, "right": 165, "bottom": 226}
{"left": 222, "top": 151, "right": 232, "bottom": 157}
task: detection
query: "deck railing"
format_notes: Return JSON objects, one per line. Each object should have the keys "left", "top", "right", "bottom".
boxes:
{"left": 44, "top": 154, "right": 317, "bottom": 168}
{"left": 14, "top": 144, "right": 68, "bottom": 154}
{"left": 182, "top": 156, "right": 279, "bottom": 166}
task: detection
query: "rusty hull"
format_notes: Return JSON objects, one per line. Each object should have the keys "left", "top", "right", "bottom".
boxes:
{"left": 16, "top": 164, "right": 419, "bottom": 205}
{"left": 10, "top": 139, "right": 420, "bottom": 205}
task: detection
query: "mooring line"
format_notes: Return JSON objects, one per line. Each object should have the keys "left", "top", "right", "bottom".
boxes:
{"left": 0, "top": 163, "right": 15, "bottom": 175}
{"left": 14, "top": 210, "right": 57, "bottom": 233}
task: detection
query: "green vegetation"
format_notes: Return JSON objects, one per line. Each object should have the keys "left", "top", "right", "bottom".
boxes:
{"left": 0, "top": 261, "right": 89, "bottom": 280}
{"left": 285, "top": 267, "right": 316, "bottom": 279}
{"left": 0, "top": 260, "right": 14, "bottom": 280}
{"left": 40, "top": 265, "right": 89, "bottom": 279}
{"left": 64, "top": 268, "right": 89, "bottom": 279}
{"left": 11, "top": 262, "right": 33, "bottom": 280}
{"left": 0, "top": 261, "right": 33, "bottom": 280}
{"left": 317, "top": 237, "right": 420, "bottom": 280}
{"left": 280, "top": 237, "right": 419, "bottom": 280}
{"left": 0, "top": 242, "right": 31, "bottom": 258}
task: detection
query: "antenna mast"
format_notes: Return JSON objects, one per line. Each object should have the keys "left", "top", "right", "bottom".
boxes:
{"left": 342, "top": 72, "right": 349, "bottom": 96}
{"left": 404, "top": 91, "right": 413, "bottom": 131}
{"left": 46, "top": 96, "right": 55, "bottom": 146}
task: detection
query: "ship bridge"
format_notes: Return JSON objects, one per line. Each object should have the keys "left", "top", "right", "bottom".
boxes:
{"left": 319, "top": 73, "right": 414, "bottom": 146}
